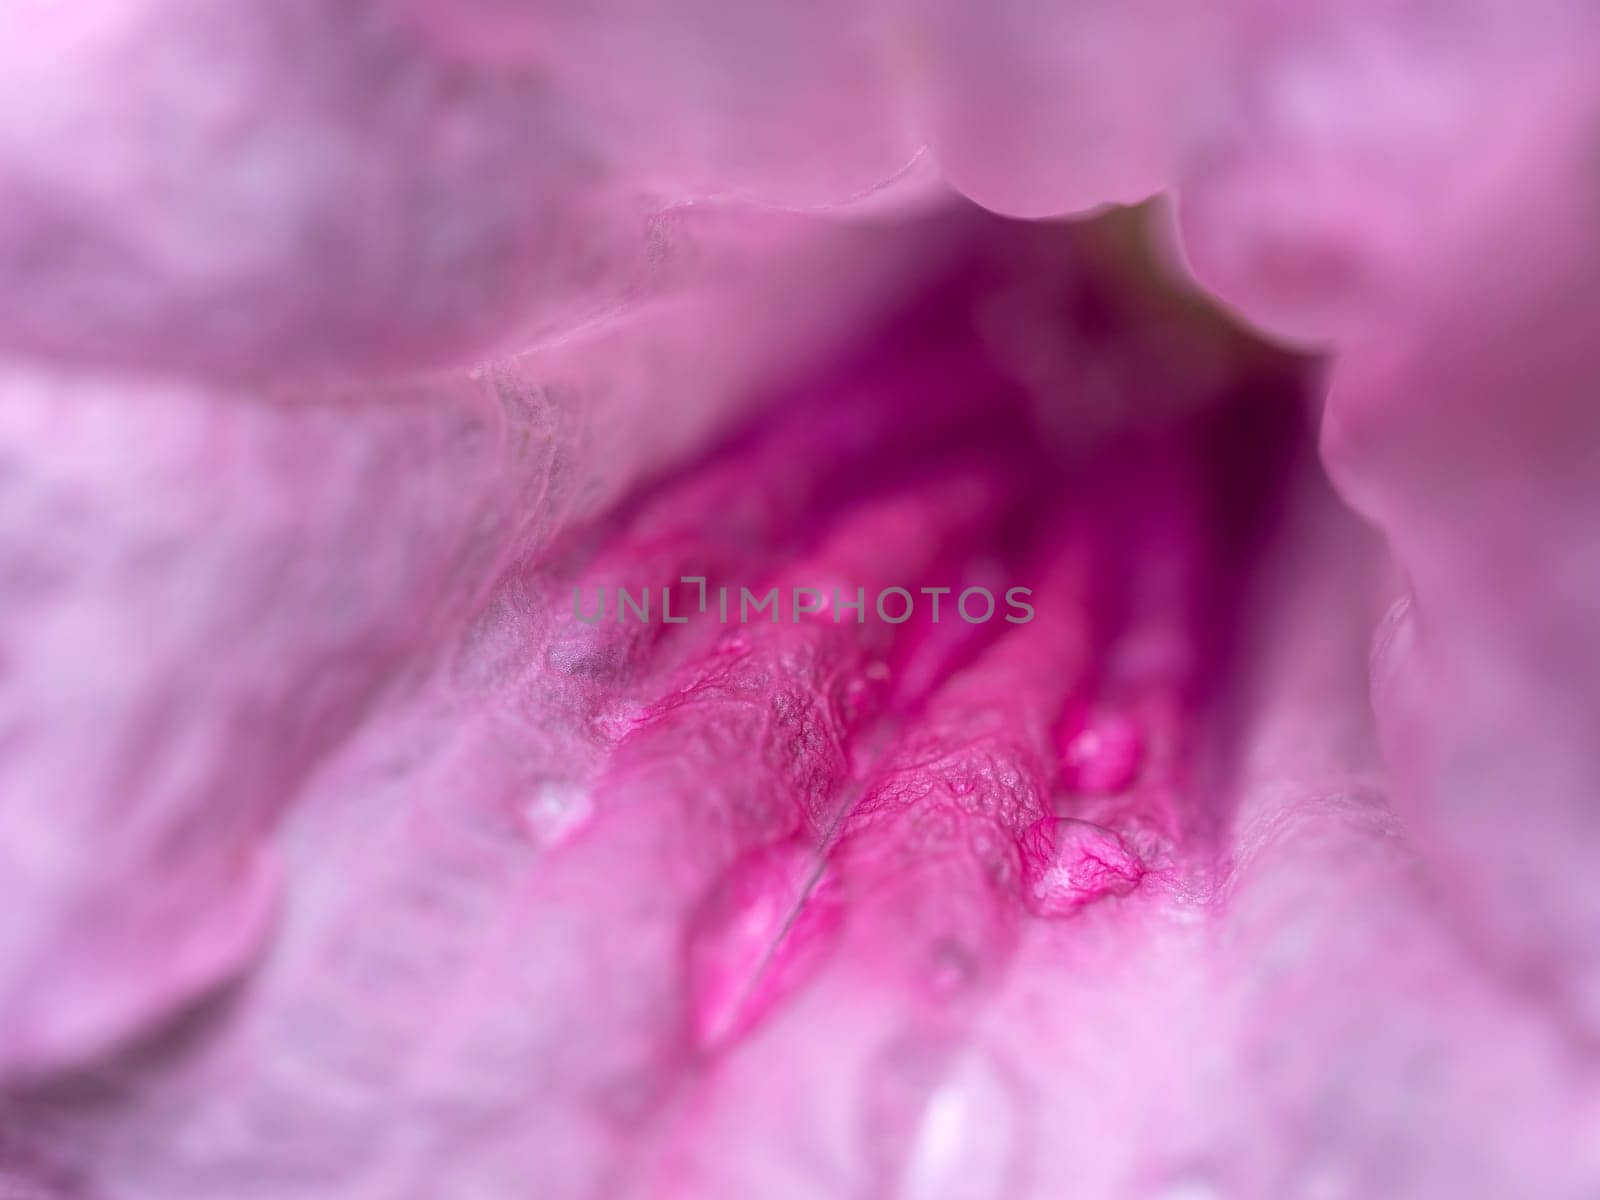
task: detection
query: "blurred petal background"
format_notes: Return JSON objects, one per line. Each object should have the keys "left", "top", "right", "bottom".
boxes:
{"left": 2, "top": 2, "right": 1600, "bottom": 1197}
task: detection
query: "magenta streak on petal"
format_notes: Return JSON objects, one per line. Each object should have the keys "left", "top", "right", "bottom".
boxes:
{"left": 608, "top": 392, "right": 1309, "bottom": 1200}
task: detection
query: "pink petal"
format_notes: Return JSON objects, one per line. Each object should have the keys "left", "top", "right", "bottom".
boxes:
{"left": 0, "top": 211, "right": 945, "bottom": 1080}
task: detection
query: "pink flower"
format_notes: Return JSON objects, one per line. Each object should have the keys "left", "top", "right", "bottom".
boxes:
{"left": 2, "top": 2, "right": 1599, "bottom": 1197}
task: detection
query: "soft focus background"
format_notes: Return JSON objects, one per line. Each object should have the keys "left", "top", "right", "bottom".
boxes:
{"left": 3, "top": 3, "right": 1600, "bottom": 1197}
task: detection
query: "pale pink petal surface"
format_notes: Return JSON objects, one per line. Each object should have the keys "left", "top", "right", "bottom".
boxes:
{"left": 3, "top": 3, "right": 1599, "bottom": 1198}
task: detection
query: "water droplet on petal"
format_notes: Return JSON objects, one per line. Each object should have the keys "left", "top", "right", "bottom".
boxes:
{"left": 517, "top": 779, "right": 593, "bottom": 847}
{"left": 1019, "top": 817, "right": 1145, "bottom": 917}
{"left": 1060, "top": 711, "right": 1144, "bottom": 793}
{"left": 863, "top": 1035, "right": 1029, "bottom": 1200}
{"left": 925, "top": 938, "right": 984, "bottom": 997}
